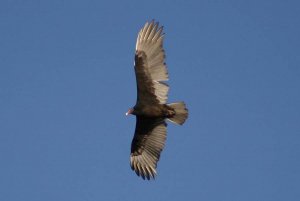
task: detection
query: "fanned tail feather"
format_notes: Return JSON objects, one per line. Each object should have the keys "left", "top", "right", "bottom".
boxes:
{"left": 167, "top": 102, "right": 188, "bottom": 125}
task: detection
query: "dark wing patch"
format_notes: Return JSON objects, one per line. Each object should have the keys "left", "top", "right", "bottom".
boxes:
{"left": 130, "top": 116, "right": 167, "bottom": 180}
{"left": 134, "top": 21, "right": 169, "bottom": 105}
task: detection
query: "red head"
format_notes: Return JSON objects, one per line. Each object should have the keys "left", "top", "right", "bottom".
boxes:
{"left": 126, "top": 108, "right": 134, "bottom": 116}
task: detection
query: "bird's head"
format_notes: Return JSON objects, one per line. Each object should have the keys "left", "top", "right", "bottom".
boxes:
{"left": 126, "top": 108, "right": 134, "bottom": 116}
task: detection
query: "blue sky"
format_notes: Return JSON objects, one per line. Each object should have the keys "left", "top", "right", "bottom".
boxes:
{"left": 1, "top": 0, "right": 299, "bottom": 200}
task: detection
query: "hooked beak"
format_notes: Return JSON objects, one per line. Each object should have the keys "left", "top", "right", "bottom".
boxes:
{"left": 126, "top": 108, "right": 133, "bottom": 116}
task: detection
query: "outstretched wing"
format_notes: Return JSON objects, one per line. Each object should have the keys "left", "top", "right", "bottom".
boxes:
{"left": 130, "top": 116, "right": 167, "bottom": 180}
{"left": 134, "top": 21, "right": 169, "bottom": 105}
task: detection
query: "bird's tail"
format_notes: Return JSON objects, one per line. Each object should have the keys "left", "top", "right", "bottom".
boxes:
{"left": 167, "top": 102, "right": 188, "bottom": 125}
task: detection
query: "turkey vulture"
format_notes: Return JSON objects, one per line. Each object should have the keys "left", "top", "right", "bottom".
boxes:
{"left": 126, "top": 21, "right": 188, "bottom": 180}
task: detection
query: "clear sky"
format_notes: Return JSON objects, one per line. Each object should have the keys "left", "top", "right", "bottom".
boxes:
{"left": 1, "top": 0, "right": 299, "bottom": 200}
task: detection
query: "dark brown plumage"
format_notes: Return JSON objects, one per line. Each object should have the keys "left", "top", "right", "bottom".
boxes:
{"left": 126, "top": 21, "right": 188, "bottom": 180}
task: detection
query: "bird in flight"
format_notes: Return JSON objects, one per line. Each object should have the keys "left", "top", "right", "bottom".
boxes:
{"left": 126, "top": 21, "right": 188, "bottom": 180}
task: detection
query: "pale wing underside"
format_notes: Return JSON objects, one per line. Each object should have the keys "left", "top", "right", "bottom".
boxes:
{"left": 130, "top": 117, "right": 167, "bottom": 180}
{"left": 135, "top": 21, "right": 169, "bottom": 104}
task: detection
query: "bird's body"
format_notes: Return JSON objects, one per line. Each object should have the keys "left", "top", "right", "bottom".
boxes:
{"left": 127, "top": 21, "right": 188, "bottom": 180}
{"left": 132, "top": 103, "right": 175, "bottom": 118}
